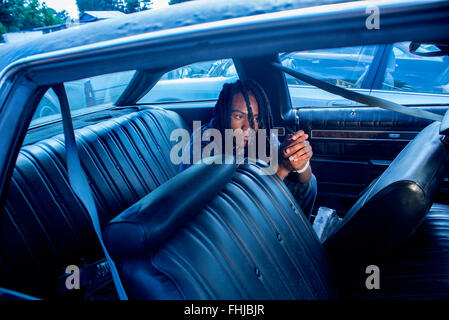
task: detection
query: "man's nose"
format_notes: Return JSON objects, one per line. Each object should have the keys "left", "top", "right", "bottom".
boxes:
{"left": 242, "top": 119, "right": 250, "bottom": 130}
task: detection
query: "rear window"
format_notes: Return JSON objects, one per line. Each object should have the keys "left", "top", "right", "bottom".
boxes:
{"left": 139, "top": 59, "right": 238, "bottom": 104}
{"left": 31, "top": 70, "right": 135, "bottom": 127}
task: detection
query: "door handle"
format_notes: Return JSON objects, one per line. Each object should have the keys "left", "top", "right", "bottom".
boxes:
{"left": 330, "top": 100, "right": 353, "bottom": 107}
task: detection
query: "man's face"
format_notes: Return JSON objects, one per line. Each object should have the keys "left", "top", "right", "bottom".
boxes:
{"left": 230, "top": 92, "right": 259, "bottom": 146}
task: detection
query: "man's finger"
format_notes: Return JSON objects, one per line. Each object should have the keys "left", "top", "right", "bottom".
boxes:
{"left": 282, "top": 134, "right": 308, "bottom": 150}
{"left": 292, "top": 150, "right": 313, "bottom": 162}
{"left": 288, "top": 130, "right": 305, "bottom": 141}
{"left": 289, "top": 145, "right": 311, "bottom": 160}
{"left": 284, "top": 140, "right": 310, "bottom": 157}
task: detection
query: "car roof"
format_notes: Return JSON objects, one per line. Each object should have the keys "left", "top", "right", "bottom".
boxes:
{"left": 0, "top": 0, "right": 448, "bottom": 87}
{"left": 0, "top": 0, "right": 352, "bottom": 72}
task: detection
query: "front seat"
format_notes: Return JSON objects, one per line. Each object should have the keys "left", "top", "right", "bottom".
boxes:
{"left": 323, "top": 121, "right": 449, "bottom": 267}
{"left": 103, "top": 156, "right": 338, "bottom": 299}
{"left": 103, "top": 120, "right": 448, "bottom": 299}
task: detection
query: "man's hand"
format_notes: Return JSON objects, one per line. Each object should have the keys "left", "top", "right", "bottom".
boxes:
{"left": 276, "top": 130, "right": 313, "bottom": 182}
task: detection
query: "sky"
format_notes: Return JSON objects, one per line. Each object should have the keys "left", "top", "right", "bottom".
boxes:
{"left": 39, "top": 0, "right": 170, "bottom": 18}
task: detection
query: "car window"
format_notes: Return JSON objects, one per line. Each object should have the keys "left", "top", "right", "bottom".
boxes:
{"left": 30, "top": 70, "right": 135, "bottom": 127}
{"left": 380, "top": 42, "right": 449, "bottom": 94}
{"left": 280, "top": 45, "right": 377, "bottom": 108}
{"left": 32, "top": 88, "right": 61, "bottom": 124}
{"left": 139, "top": 59, "right": 238, "bottom": 104}
{"left": 281, "top": 46, "right": 377, "bottom": 89}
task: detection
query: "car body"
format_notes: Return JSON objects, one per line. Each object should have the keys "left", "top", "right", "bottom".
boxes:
{"left": 0, "top": 0, "right": 449, "bottom": 300}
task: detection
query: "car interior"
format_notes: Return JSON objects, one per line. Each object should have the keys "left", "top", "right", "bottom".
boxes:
{"left": 1, "top": 0, "right": 449, "bottom": 300}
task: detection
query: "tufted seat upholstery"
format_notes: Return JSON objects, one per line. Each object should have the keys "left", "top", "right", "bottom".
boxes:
{"left": 324, "top": 121, "right": 449, "bottom": 263}
{"left": 103, "top": 160, "right": 337, "bottom": 299}
{"left": 1, "top": 104, "right": 449, "bottom": 300}
{"left": 0, "top": 108, "right": 189, "bottom": 298}
{"left": 102, "top": 120, "right": 449, "bottom": 300}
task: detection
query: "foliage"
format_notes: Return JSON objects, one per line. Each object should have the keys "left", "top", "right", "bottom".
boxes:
{"left": 0, "top": 0, "right": 66, "bottom": 41}
{"left": 169, "top": 0, "right": 193, "bottom": 4}
{"left": 0, "top": 0, "right": 155, "bottom": 42}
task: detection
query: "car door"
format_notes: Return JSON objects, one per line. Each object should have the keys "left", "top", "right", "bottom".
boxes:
{"left": 289, "top": 43, "right": 449, "bottom": 215}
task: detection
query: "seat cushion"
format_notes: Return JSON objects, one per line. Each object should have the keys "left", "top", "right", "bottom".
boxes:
{"left": 0, "top": 107, "right": 189, "bottom": 298}
{"left": 341, "top": 203, "right": 449, "bottom": 299}
{"left": 324, "top": 121, "right": 449, "bottom": 261}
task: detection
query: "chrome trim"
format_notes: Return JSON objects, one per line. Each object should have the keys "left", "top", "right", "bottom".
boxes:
{"left": 311, "top": 129, "right": 419, "bottom": 141}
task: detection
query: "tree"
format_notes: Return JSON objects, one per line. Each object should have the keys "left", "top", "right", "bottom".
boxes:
{"left": 0, "top": 0, "right": 66, "bottom": 41}
{"left": 125, "top": 0, "right": 140, "bottom": 13}
{"left": 0, "top": 22, "right": 7, "bottom": 42}
{"left": 57, "top": 10, "right": 70, "bottom": 21}
{"left": 140, "top": 1, "right": 152, "bottom": 10}
{"left": 41, "top": 3, "right": 63, "bottom": 26}
{"left": 169, "top": 0, "right": 193, "bottom": 5}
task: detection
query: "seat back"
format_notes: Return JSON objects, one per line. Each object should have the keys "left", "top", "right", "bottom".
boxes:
{"left": 324, "top": 121, "right": 449, "bottom": 262}
{"left": 104, "top": 160, "right": 337, "bottom": 299}
{"left": 0, "top": 108, "right": 189, "bottom": 298}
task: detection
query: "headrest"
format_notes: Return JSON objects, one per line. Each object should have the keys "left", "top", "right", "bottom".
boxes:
{"left": 103, "top": 155, "right": 236, "bottom": 260}
{"left": 324, "top": 121, "right": 449, "bottom": 260}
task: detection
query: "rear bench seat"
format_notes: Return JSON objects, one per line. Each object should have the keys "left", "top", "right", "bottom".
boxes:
{"left": 0, "top": 107, "right": 189, "bottom": 298}
{"left": 1, "top": 103, "right": 449, "bottom": 299}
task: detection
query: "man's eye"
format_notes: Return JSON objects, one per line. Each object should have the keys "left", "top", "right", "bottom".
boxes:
{"left": 234, "top": 114, "right": 243, "bottom": 120}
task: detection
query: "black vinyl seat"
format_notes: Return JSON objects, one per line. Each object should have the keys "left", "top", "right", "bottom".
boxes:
{"left": 1, "top": 104, "right": 449, "bottom": 299}
{"left": 324, "top": 121, "right": 449, "bottom": 263}
{"left": 0, "top": 108, "right": 189, "bottom": 298}
{"left": 341, "top": 203, "right": 449, "bottom": 299}
{"left": 103, "top": 159, "right": 338, "bottom": 299}
{"left": 320, "top": 121, "right": 449, "bottom": 298}
{"left": 103, "top": 120, "right": 449, "bottom": 300}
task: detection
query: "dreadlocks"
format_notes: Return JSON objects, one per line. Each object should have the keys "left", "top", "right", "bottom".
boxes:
{"left": 213, "top": 79, "right": 274, "bottom": 133}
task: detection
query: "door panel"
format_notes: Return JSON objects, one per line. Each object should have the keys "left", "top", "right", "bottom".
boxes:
{"left": 297, "top": 106, "right": 448, "bottom": 215}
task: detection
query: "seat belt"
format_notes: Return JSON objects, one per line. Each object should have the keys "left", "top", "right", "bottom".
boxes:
{"left": 53, "top": 84, "right": 128, "bottom": 300}
{"left": 272, "top": 62, "right": 443, "bottom": 122}
{"left": 0, "top": 287, "right": 40, "bottom": 300}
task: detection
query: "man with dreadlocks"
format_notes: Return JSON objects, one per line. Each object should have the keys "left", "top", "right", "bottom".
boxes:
{"left": 179, "top": 79, "right": 317, "bottom": 218}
